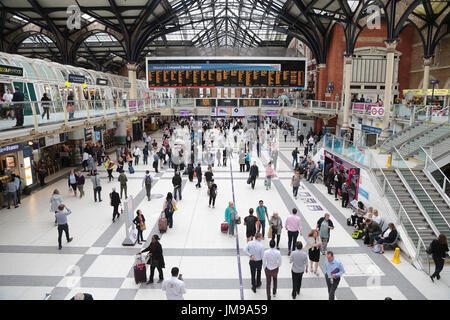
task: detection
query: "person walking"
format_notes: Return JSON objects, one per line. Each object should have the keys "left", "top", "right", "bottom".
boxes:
{"left": 244, "top": 208, "right": 258, "bottom": 242}
{"left": 126, "top": 135, "right": 132, "bottom": 149}
{"left": 133, "top": 210, "right": 146, "bottom": 244}
{"left": 110, "top": 188, "right": 121, "bottom": 222}
{"left": 55, "top": 204, "right": 74, "bottom": 250}
{"left": 428, "top": 234, "right": 449, "bottom": 282}
{"left": 143, "top": 170, "right": 154, "bottom": 201}
{"left": 268, "top": 212, "right": 283, "bottom": 250}
{"left": 243, "top": 232, "right": 265, "bottom": 293}
{"left": 216, "top": 148, "right": 221, "bottom": 167}
{"left": 172, "top": 171, "right": 182, "bottom": 201}
{"left": 162, "top": 192, "right": 176, "bottom": 229}
{"left": 87, "top": 154, "right": 96, "bottom": 174}
{"left": 118, "top": 171, "right": 128, "bottom": 199}
{"left": 283, "top": 128, "right": 288, "bottom": 142}
{"left": 195, "top": 163, "right": 202, "bottom": 188}
{"left": 222, "top": 148, "right": 227, "bottom": 167}
{"left": 50, "top": 189, "right": 62, "bottom": 226}
{"left": 68, "top": 169, "right": 77, "bottom": 197}
{"left": 208, "top": 179, "right": 217, "bottom": 208}
{"left": 249, "top": 161, "right": 259, "bottom": 190}
{"left": 265, "top": 162, "right": 275, "bottom": 191}
{"left": 290, "top": 241, "right": 308, "bottom": 299}
{"left": 153, "top": 152, "right": 159, "bottom": 173}
{"left": 256, "top": 200, "right": 269, "bottom": 239}
{"left": 143, "top": 145, "right": 149, "bottom": 165}
{"left": 326, "top": 167, "right": 335, "bottom": 195}
{"left": 76, "top": 171, "right": 85, "bottom": 198}
{"left": 306, "top": 229, "right": 322, "bottom": 276}
{"left": 162, "top": 267, "right": 186, "bottom": 300}
{"left": 225, "top": 202, "right": 238, "bottom": 237}
{"left": 139, "top": 235, "right": 165, "bottom": 284}
{"left": 341, "top": 180, "right": 349, "bottom": 208}
{"left": 324, "top": 251, "right": 345, "bottom": 300}
{"left": 90, "top": 170, "right": 102, "bottom": 202}
{"left": 105, "top": 157, "right": 115, "bottom": 182}
{"left": 334, "top": 170, "right": 343, "bottom": 201}
{"left": 204, "top": 166, "right": 214, "bottom": 186}
{"left": 263, "top": 239, "right": 282, "bottom": 300}
{"left": 133, "top": 146, "right": 141, "bottom": 166}
{"left": 316, "top": 213, "right": 334, "bottom": 254}
{"left": 245, "top": 153, "right": 251, "bottom": 172}
{"left": 285, "top": 208, "right": 303, "bottom": 256}
{"left": 291, "top": 170, "right": 301, "bottom": 199}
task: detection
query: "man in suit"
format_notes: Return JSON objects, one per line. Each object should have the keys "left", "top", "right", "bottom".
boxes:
{"left": 12, "top": 86, "right": 25, "bottom": 127}
{"left": 110, "top": 188, "right": 121, "bottom": 222}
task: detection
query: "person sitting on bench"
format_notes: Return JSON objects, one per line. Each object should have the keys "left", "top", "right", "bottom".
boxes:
{"left": 374, "top": 223, "right": 398, "bottom": 254}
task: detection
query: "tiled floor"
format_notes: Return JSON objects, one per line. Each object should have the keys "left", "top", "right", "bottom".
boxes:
{"left": 0, "top": 126, "right": 448, "bottom": 300}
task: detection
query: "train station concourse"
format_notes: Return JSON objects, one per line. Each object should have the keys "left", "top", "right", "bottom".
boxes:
{"left": 0, "top": 0, "right": 449, "bottom": 304}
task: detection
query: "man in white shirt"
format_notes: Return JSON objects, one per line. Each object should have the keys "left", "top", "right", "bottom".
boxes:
{"left": 162, "top": 267, "right": 186, "bottom": 300}
{"left": 243, "top": 232, "right": 265, "bottom": 293}
{"left": 263, "top": 239, "right": 282, "bottom": 300}
{"left": 372, "top": 209, "right": 383, "bottom": 226}
{"left": 133, "top": 146, "right": 141, "bottom": 166}
{"left": 308, "top": 136, "right": 315, "bottom": 152}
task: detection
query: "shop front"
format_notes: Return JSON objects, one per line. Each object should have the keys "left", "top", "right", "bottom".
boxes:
{"left": 324, "top": 150, "right": 360, "bottom": 201}
{"left": 37, "top": 133, "right": 72, "bottom": 175}
{"left": 0, "top": 143, "right": 36, "bottom": 189}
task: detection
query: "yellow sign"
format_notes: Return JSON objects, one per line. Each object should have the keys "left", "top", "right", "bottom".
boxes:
{"left": 403, "top": 89, "right": 449, "bottom": 96}
{"left": 65, "top": 82, "right": 71, "bottom": 87}
{"left": 81, "top": 83, "right": 86, "bottom": 88}
{"left": 24, "top": 157, "right": 33, "bottom": 186}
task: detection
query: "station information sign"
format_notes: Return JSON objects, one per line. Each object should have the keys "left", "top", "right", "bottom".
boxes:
{"left": 147, "top": 62, "right": 305, "bottom": 88}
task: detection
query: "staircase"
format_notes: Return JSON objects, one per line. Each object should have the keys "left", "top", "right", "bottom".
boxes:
{"left": 379, "top": 122, "right": 435, "bottom": 151}
{"left": 429, "top": 136, "right": 450, "bottom": 162}
{"left": 375, "top": 169, "right": 437, "bottom": 245}
{"left": 399, "top": 124, "right": 450, "bottom": 159}
{"left": 400, "top": 169, "right": 450, "bottom": 236}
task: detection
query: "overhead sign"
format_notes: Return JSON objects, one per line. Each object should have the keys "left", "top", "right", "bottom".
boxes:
{"left": 0, "top": 64, "right": 23, "bottom": 77}
{"left": 96, "top": 78, "right": 108, "bottom": 86}
{"left": 403, "top": 89, "right": 450, "bottom": 96}
{"left": 262, "top": 99, "right": 280, "bottom": 106}
{"left": 68, "top": 74, "right": 86, "bottom": 84}
{"left": 218, "top": 99, "right": 238, "bottom": 107}
{"left": 239, "top": 99, "right": 260, "bottom": 107}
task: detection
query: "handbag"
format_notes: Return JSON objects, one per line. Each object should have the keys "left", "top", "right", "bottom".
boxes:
{"left": 267, "top": 226, "right": 273, "bottom": 238}
{"left": 235, "top": 214, "right": 241, "bottom": 224}
{"left": 140, "top": 222, "right": 146, "bottom": 231}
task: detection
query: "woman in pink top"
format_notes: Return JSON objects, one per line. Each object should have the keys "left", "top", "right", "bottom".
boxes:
{"left": 265, "top": 162, "right": 275, "bottom": 191}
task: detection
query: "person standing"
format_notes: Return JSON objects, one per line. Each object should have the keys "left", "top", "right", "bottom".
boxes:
{"left": 12, "top": 86, "right": 25, "bottom": 127}
{"left": 133, "top": 146, "right": 141, "bottom": 166}
{"left": 306, "top": 229, "right": 322, "bottom": 276}
{"left": 225, "top": 202, "right": 238, "bottom": 237}
{"left": 41, "top": 93, "right": 51, "bottom": 120}
{"left": 243, "top": 232, "right": 265, "bottom": 293}
{"left": 316, "top": 213, "right": 334, "bottom": 254}
{"left": 50, "top": 189, "right": 62, "bottom": 226}
{"left": 268, "top": 212, "right": 283, "bottom": 250}
{"left": 204, "top": 166, "right": 214, "bottom": 186}
{"left": 105, "top": 157, "right": 115, "bottom": 182}
{"left": 208, "top": 179, "right": 217, "bottom": 208}
{"left": 143, "top": 145, "right": 149, "bottom": 165}
{"left": 263, "top": 239, "right": 282, "bottom": 300}
{"left": 216, "top": 148, "right": 221, "bottom": 167}
{"left": 195, "top": 163, "right": 202, "bottom": 188}
{"left": 172, "top": 171, "right": 182, "bottom": 201}
{"left": 139, "top": 235, "right": 165, "bottom": 284}
{"left": 87, "top": 154, "right": 96, "bottom": 174}
{"left": 290, "top": 241, "right": 308, "bottom": 299}
{"left": 285, "top": 208, "right": 303, "bottom": 256}
{"left": 133, "top": 210, "right": 146, "bottom": 244}
{"left": 429, "top": 234, "right": 449, "bottom": 282}
{"left": 68, "top": 169, "right": 77, "bottom": 197}
{"left": 239, "top": 151, "right": 246, "bottom": 172}
{"left": 326, "top": 167, "right": 335, "bottom": 195}
{"left": 118, "top": 171, "right": 128, "bottom": 199}
{"left": 55, "top": 204, "right": 74, "bottom": 250}
{"left": 110, "top": 188, "right": 121, "bottom": 222}
{"left": 222, "top": 148, "right": 227, "bottom": 167}
{"left": 291, "top": 170, "right": 301, "bottom": 199}
{"left": 90, "top": 170, "right": 102, "bottom": 202}
{"left": 324, "top": 251, "right": 345, "bottom": 300}
{"left": 292, "top": 147, "right": 299, "bottom": 168}
{"left": 334, "top": 170, "right": 343, "bottom": 201}
{"left": 272, "top": 149, "right": 278, "bottom": 171}
{"left": 244, "top": 208, "right": 258, "bottom": 242}
{"left": 245, "top": 153, "right": 251, "bottom": 172}
{"left": 249, "top": 161, "right": 259, "bottom": 190}
{"left": 152, "top": 152, "right": 159, "bottom": 173}
{"left": 341, "top": 180, "right": 349, "bottom": 208}
{"left": 76, "top": 171, "right": 85, "bottom": 198}
{"left": 162, "top": 267, "right": 186, "bottom": 300}
{"left": 265, "top": 162, "right": 275, "bottom": 191}
{"left": 143, "top": 170, "right": 154, "bottom": 201}
{"left": 162, "top": 192, "right": 176, "bottom": 229}
{"left": 126, "top": 135, "right": 132, "bottom": 149}
{"left": 283, "top": 128, "right": 288, "bottom": 142}
{"left": 255, "top": 200, "right": 269, "bottom": 239}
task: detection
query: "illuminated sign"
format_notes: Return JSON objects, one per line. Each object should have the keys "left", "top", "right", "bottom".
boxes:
{"left": 24, "top": 157, "right": 33, "bottom": 186}
{"left": 0, "top": 64, "right": 23, "bottom": 77}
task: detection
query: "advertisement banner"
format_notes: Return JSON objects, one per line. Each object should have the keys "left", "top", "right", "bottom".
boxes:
{"left": 0, "top": 64, "right": 23, "bottom": 77}
{"left": 148, "top": 63, "right": 281, "bottom": 71}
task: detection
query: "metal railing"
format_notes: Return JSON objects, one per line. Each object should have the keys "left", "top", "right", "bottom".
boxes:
{"left": 415, "top": 147, "right": 450, "bottom": 200}
{"left": 392, "top": 147, "right": 450, "bottom": 235}
{"left": 371, "top": 159, "right": 431, "bottom": 273}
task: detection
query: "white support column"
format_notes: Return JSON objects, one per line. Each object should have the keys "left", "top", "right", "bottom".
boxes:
{"left": 422, "top": 56, "right": 433, "bottom": 106}
{"left": 127, "top": 63, "right": 138, "bottom": 100}
{"left": 379, "top": 40, "right": 398, "bottom": 141}
{"left": 341, "top": 54, "right": 353, "bottom": 133}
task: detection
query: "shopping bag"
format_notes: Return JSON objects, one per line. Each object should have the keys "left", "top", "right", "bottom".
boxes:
{"left": 267, "top": 226, "right": 273, "bottom": 238}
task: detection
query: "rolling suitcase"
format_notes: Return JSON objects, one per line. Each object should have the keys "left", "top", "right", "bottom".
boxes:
{"left": 221, "top": 221, "right": 229, "bottom": 233}
{"left": 134, "top": 254, "right": 147, "bottom": 284}
{"left": 159, "top": 213, "right": 168, "bottom": 233}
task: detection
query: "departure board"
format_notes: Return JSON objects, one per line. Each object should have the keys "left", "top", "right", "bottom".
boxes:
{"left": 147, "top": 62, "right": 306, "bottom": 88}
